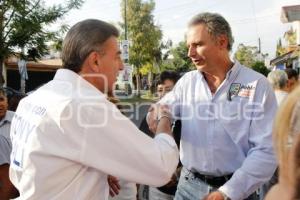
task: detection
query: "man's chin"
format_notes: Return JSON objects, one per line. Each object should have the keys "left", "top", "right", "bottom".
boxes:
{"left": 195, "top": 65, "right": 206, "bottom": 71}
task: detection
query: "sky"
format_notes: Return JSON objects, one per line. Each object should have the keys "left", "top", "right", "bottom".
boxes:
{"left": 47, "top": 0, "right": 300, "bottom": 59}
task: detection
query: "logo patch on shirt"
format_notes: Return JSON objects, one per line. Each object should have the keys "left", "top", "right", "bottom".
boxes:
{"left": 238, "top": 85, "right": 256, "bottom": 98}
{"left": 229, "top": 83, "right": 241, "bottom": 96}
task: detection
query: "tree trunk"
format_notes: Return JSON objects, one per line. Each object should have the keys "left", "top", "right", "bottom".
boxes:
{"left": 148, "top": 71, "right": 153, "bottom": 95}
{"left": 136, "top": 72, "right": 141, "bottom": 97}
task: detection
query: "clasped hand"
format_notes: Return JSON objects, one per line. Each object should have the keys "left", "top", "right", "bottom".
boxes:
{"left": 147, "top": 104, "right": 172, "bottom": 134}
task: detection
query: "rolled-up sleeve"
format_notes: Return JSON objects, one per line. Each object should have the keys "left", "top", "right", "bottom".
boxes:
{"left": 219, "top": 78, "right": 278, "bottom": 200}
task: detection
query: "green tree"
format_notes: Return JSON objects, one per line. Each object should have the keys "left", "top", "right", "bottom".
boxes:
{"left": 120, "top": 0, "right": 162, "bottom": 96}
{"left": 276, "top": 38, "right": 286, "bottom": 56}
{"left": 0, "top": 0, "right": 83, "bottom": 85}
{"left": 251, "top": 61, "right": 270, "bottom": 77}
{"left": 161, "top": 41, "right": 193, "bottom": 73}
{"left": 284, "top": 27, "right": 297, "bottom": 46}
{"left": 234, "top": 44, "right": 259, "bottom": 67}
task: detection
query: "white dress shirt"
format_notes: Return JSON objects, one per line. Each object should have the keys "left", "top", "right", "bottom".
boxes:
{"left": 159, "top": 61, "right": 277, "bottom": 200}
{"left": 9, "top": 69, "right": 179, "bottom": 200}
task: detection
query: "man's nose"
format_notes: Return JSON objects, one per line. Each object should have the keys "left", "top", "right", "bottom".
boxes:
{"left": 187, "top": 46, "right": 195, "bottom": 58}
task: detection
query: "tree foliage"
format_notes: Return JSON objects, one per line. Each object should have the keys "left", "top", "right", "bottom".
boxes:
{"left": 120, "top": 0, "right": 162, "bottom": 94}
{"left": 234, "top": 44, "right": 259, "bottom": 67}
{"left": 120, "top": 0, "right": 162, "bottom": 66}
{"left": 0, "top": 0, "right": 83, "bottom": 84}
{"left": 276, "top": 38, "right": 286, "bottom": 56}
{"left": 284, "top": 27, "right": 297, "bottom": 46}
{"left": 251, "top": 61, "right": 270, "bottom": 77}
{"left": 161, "top": 41, "right": 193, "bottom": 73}
{"left": 276, "top": 28, "right": 297, "bottom": 57}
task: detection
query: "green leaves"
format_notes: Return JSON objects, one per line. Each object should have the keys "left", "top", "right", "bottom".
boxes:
{"left": 0, "top": 0, "right": 83, "bottom": 61}
{"left": 120, "top": 0, "right": 162, "bottom": 70}
{"left": 161, "top": 41, "right": 193, "bottom": 73}
{"left": 234, "top": 44, "right": 270, "bottom": 76}
{"left": 234, "top": 44, "right": 258, "bottom": 67}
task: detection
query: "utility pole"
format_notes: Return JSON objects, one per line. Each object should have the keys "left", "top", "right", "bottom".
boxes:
{"left": 123, "top": 0, "right": 133, "bottom": 96}
{"left": 258, "top": 37, "right": 261, "bottom": 53}
{"left": 124, "top": 0, "right": 127, "bottom": 41}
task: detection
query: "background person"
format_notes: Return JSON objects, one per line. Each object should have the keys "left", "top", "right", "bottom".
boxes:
{"left": 148, "top": 71, "right": 181, "bottom": 200}
{"left": 265, "top": 85, "right": 300, "bottom": 200}
{"left": 138, "top": 70, "right": 181, "bottom": 200}
{"left": 284, "top": 68, "right": 299, "bottom": 93}
{"left": 148, "top": 12, "right": 277, "bottom": 200}
{"left": 0, "top": 89, "right": 19, "bottom": 199}
{"left": 260, "top": 71, "right": 289, "bottom": 199}
{"left": 267, "top": 70, "right": 289, "bottom": 105}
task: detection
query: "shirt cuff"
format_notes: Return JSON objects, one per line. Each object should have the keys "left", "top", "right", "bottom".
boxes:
{"left": 218, "top": 185, "right": 234, "bottom": 200}
{"left": 154, "top": 133, "right": 177, "bottom": 148}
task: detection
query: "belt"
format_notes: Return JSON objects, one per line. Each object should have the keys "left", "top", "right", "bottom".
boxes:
{"left": 188, "top": 170, "right": 233, "bottom": 188}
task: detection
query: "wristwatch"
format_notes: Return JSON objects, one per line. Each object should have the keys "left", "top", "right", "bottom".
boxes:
{"left": 218, "top": 190, "right": 231, "bottom": 200}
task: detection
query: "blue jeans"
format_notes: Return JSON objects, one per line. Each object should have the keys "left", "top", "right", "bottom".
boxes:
{"left": 175, "top": 167, "right": 258, "bottom": 200}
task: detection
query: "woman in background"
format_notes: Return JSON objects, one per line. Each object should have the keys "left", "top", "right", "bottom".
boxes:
{"left": 266, "top": 86, "right": 300, "bottom": 200}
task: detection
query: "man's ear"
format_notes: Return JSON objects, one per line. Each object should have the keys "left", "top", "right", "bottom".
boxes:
{"left": 87, "top": 51, "right": 101, "bottom": 73}
{"left": 217, "top": 35, "right": 228, "bottom": 50}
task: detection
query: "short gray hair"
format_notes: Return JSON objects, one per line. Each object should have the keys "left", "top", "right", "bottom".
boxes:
{"left": 62, "top": 19, "right": 119, "bottom": 73}
{"left": 267, "top": 70, "right": 288, "bottom": 89}
{"left": 188, "top": 12, "right": 234, "bottom": 51}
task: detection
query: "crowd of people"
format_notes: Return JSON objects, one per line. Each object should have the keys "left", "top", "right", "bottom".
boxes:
{"left": 0, "top": 11, "right": 299, "bottom": 200}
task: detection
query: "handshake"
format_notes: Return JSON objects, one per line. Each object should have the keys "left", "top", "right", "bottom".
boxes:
{"left": 147, "top": 104, "right": 174, "bottom": 135}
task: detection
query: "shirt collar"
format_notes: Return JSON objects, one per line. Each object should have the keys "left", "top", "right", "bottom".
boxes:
{"left": 53, "top": 69, "right": 106, "bottom": 98}
{"left": 0, "top": 110, "right": 14, "bottom": 126}
{"left": 196, "top": 60, "right": 241, "bottom": 82}
{"left": 225, "top": 61, "right": 241, "bottom": 83}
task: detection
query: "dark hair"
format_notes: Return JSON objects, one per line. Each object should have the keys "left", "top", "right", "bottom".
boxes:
{"left": 188, "top": 12, "right": 234, "bottom": 51}
{"left": 285, "top": 68, "right": 299, "bottom": 80}
{"left": 160, "top": 71, "right": 180, "bottom": 84}
{"left": 62, "top": 19, "right": 119, "bottom": 73}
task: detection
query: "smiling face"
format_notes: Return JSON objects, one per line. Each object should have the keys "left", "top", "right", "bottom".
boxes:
{"left": 186, "top": 24, "right": 228, "bottom": 74}
{"left": 0, "top": 92, "right": 8, "bottom": 121}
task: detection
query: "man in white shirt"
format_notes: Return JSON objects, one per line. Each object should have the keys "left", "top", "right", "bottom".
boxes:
{"left": 0, "top": 89, "right": 19, "bottom": 199}
{"left": 9, "top": 19, "right": 179, "bottom": 200}
{"left": 148, "top": 12, "right": 277, "bottom": 200}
